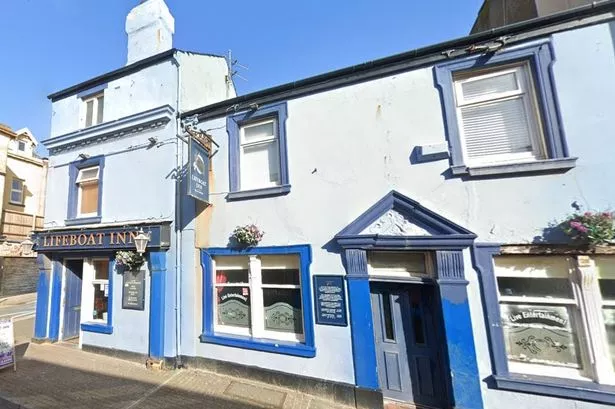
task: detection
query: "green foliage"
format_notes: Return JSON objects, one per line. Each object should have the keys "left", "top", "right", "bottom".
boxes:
{"left": 561, "top": 211, "right": 615, "bottom": 246}
{"left": 115, "top": 250, "right": 146, "bottom": 271}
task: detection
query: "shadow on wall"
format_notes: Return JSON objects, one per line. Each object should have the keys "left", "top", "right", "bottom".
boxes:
{"left": 5, "top": 166, "right": 33, "bottom": 208}
{"left": 1, "top": 344, "right": 267, "bottom": 409}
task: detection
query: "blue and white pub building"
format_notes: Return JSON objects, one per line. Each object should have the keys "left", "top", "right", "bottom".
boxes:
{"left": 33, "top": 1, "right": 615, "bottom": 409}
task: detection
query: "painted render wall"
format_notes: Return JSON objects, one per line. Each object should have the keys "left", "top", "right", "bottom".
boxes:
{"left": 189, "top": 21, "right": 615, "bottom": 407}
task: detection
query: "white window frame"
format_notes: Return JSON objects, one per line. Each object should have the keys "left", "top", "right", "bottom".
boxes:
{"left": 453, "top": 63, "right": 546, "bottom": 167}
{"left": 76, "top": 166, "right": 100, "bottom": 218}
{"left": 81, "top": 257, "right": 110, "bottom": 325}
{"left": 495, "top": 255, "right": 615, "bottom": 386}
{"left": 17, "top": 140, "right": 26, "bottom": 152}
{"left": 9, "top": 178, "right": 24, "bottom": 205}
{"left": 213, "top": 254, "right": 305, "bottom": 343}
{"left": 83, "top": 93, "right": 104, "bottom": 128}
{"left": 238, "top": 118, "right": 281, "bottom": 190}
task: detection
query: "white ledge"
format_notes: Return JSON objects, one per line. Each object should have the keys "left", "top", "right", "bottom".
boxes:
{"left": 452, "top": 157, "right": 577, "bottom": 177}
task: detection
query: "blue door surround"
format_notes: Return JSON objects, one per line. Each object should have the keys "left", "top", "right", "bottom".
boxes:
{"left": 334, "top": 191, "right": 483, "bottom": 409}
{"left": 63, "top": 259, "right": 83, "bottom": 339}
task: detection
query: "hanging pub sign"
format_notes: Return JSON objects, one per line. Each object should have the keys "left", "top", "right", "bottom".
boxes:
{"left": 34, "top": 225, "right": 169, "bottom": 252}
{"left": 0, "top": 318, "right": 16, "bottom": 372}
{"left": 313, "top": 275, "right": 347, "bottom": 326}
{"left": 122, "top": 268, "right": 146, "bottom": 310}
{"left": 188, "top": 137, "right": 210, "bottom": 204}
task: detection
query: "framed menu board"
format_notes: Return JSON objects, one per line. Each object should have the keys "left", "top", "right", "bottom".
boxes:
{"left": 0, "top": 318, "right": 16, "bottom": 372}
{"left": 122, "top": 269, "right": 145, "bottom": 310}
{"left": 313, "top": 275, "right": 347, "bottom": 326}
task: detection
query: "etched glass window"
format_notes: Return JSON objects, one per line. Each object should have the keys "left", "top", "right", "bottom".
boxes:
{"left": 212, "top": 254, "right": 303, "bottom": 342}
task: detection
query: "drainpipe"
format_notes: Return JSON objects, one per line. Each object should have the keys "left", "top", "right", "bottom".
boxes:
{"left": 172, "top": 54, "right": 183, "bottom": 368}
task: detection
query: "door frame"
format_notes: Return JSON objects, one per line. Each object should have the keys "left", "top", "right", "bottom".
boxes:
{"left": 59, "top": 257, "right": 84, "bottom": 344}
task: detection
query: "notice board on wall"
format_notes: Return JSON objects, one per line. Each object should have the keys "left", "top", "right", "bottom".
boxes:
{"left": 313, "top": 275, "right": 347, "bottom": 326}
{"left": 122, "top": 269, "right": 145, "bottom": 310}
{"left": 0, "top": 318, "right": 16, "bottom": 372}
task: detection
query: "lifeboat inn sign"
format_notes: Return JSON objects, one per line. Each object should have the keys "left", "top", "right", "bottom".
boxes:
{"left": 33, "top": 225, "right": 170, "bottom": 252}
{"left": 188, "top": 137, "right": 210, "bottom": 204}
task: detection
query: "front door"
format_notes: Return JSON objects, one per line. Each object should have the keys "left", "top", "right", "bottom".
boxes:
{"left": 62, "top": 259, "right": 83, "bottom": 340}
{"left": 371, "top": 283, "right": 447, "bottom": 408}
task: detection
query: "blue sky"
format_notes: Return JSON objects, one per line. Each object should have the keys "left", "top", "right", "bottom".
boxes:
{"left": 0, "top": 0, "right": 482, "bottom": 151}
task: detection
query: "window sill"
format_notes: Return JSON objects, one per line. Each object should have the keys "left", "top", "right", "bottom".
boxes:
{"left": 65, "top": 216, "right": 102, "bottom": 226}
{"left": 226, "top": 184, "right": 291, "bottom": 201}
{"left": 451, "top": 157, "right": 577, "bottom": 177}
{"left": 8, "top": 202, "right": 25, "bottom": 207}
{"left": 81, "top": 323, "right": 113, "bottom": 334}
{"left": 493, "top": 373, "right": 615, "bottom": 405}
{"left": 199, "top": 332, "right": 315, "bottom": 358}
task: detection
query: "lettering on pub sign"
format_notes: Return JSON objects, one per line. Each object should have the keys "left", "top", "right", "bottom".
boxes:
{"left": 35, "top": 226, "right": 165, "bottom": 252}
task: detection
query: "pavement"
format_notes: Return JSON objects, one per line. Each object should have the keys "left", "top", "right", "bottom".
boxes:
{"left": 0, "top": 342, "right": 354, "bottom": 409}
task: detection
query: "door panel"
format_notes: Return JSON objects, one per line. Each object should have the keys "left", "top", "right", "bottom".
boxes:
{"left": 371, "top": 284, "right": 448, "bottom": 408}
{"left": 63, "top": 260, "right": 83, "bottom": 340}
{"left": 371, "top": 290, "right": 413, "bottom": 402}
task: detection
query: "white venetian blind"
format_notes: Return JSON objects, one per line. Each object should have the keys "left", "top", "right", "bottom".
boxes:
{"left": 455, "top": 65, "right": 544, "bottom": 164}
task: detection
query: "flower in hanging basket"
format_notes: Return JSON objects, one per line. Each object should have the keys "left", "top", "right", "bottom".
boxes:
{"left": 230, "top": 224, "right": 264, "bottom": 247}
{"left": 115, "top": 250, "right": 146, "bottom": 272}
{"left": 561, "top": 211, "right": 615, "bottom": 246}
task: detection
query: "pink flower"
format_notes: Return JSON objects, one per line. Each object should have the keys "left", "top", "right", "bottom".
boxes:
{"left": 570, "top": 221, "right": 589, "bottom": 233}
{"left": 584, "top": 212, "right": 593, "bottom": 217}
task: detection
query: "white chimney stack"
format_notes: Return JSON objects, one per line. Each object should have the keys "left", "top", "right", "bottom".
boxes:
{"left": 125, "top": 0, "right": 175, "bottom": 65}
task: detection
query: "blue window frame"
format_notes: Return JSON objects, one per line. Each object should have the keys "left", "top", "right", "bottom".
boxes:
{"left": 434, "top": 41, "right": 576, "bottom": 177}
{"left": 200, "top": 244, "right": 315, "bottom": 358}
{"left": 472, "top": 244, "right": 615, "bottom": 405}
{"left": 66, "top": 155, "right": 104, "bottom": 225}
{"left": 226, "top": 102, "right": 291, "bottom": 201}
{"left": 81, "top": 256, "right": 114, "bottom": 335}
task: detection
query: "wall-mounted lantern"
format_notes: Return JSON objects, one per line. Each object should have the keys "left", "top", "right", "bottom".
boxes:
{"left": 21, "top": 238, "right": 34, "bottom": 255}
{"left": 134, "top": 229, "right": 151, "bottom": 254}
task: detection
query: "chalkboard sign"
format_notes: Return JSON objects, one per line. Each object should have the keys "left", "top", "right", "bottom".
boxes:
{"left": 314, "top": 275, "right": 347, "bottom": 326}
{"left": 122, "top": 269, "right": 145, "bottom": 310}
{"left": 0, "top": 318, "right": 16, "bottom": 372}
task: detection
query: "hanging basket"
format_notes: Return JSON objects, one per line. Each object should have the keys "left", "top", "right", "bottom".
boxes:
{"left": 115, "top": 250, "right": 146, "bottom": 272}
{"left": 230, "top": 224, "right": 264, "bottom": 247}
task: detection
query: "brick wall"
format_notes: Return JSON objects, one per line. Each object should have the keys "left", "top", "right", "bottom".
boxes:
{"left": 0, "top": 256, "right": 38, "bottom": 297}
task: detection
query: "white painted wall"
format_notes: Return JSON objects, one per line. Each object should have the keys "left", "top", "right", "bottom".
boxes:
{"left": 189, "top": 21, "right": 615, "bottom": 408}
{"left": 178, "top": 52, "right": 235, "bottom": 113}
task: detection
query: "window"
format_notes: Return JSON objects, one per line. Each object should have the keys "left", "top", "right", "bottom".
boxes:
{"left": 81, "top": 257, "right": 113, "bottom": 334}
{"left": 453, "top": 63, "right": 545, "bottom": 167}
{"left": 239, "top": 119, "right": 281, "bottom": 190}
{"left": 201, "top": 245, "right": 315, "bottom": 357}
{"left": 76, "top": 166, "right": 99, "bottom": 217}
{"left": 84, "top": 93, "right": 104, "bottom": 127}
{"left": 9, "top": 179, "right": 24, "bottom": 205}
{"left": 476, "top": 250, "right": 615, "bottom": 404}
{"left": 434, "top": 42, "right": 575, "bottom": 177}
{"left": 17, "top": 141, "right": 25, "bottom": 152}
{"left": 226, "top": 102, "right": 290, "bottom": 200}
{"left": 67, "top": 156, "right": 104, "bottom": 224}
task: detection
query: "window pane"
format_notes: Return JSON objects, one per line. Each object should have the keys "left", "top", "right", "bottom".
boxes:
{"left": 369, "top": 252, "right": 427, "bottom": 275}
{"left": 217, "top": 286, "right": 250, "bottom": 328}
{"left": 80, "top": 182, "right": 99, "bottom": 214}
{"left": 501, "top": 304, "right": 581, "bottom": 368}
{"left": 17, "top": 141, "right": 25, "bottom": 151}
{"left": 92, "top": 282, "right": 108, "bottom": 321}
{"left": 10, "top": 191, "right": 21, "bottom": 203}
{"left": 603, "top": 308, "right": 615, "bottom": 370}
{"left": 96, "top": 96, "right": 104, "bottom": 124}
{"left": 461, "top": 97, "right": 536, "bottom": 160}
{"left": 497, "top": 277, "right": 573, "bottom": 299}
{"left": 382, "top": 292, "right": 395, "bottom": 341}
{"left": 600, "top": 280, "right": 615, "bottom": 301}
{"left": 216, "top": 269, "right": 248, "bottom": 284}
{"left": 410, "top": 291, "right": 426, "bottom": 345}
{"left": 11, "top": 179, "right": 22, "bottom": 190}
{"left": 78, "top": 167, "right": 99, "bottom": 182}
{"left": 85, "top": 100, "right": 94, "bottom": 127}
{"left": 263, "top": 288, "right": 303, "bottom": 334}
{"left": 495, "top": 256, "right": 572, "bottom": 278}
{"left": 243, "top": 121, "right": 275, "bottom": 143}
{"left": 262, "top": 269, "right": 300, "bottom": 285}
{"left": 460, "top": 71, "right": 519, "bottom": 100}
{"left": 240, "top": 141, "right": 281, "bottom": 190}
{"left": 93, "top": 259, "right": 109, "bottom": 280}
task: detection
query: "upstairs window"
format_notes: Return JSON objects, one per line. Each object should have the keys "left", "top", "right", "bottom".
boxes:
{"left": 9, "top": 179, "right": 24, "bottom": 205}
{"left": 453, "top": 63, "right": 545, "bottom": 167}
{"left": 239, "top": 118, "right": 281, "bottom": 191}
{"left": 76, "top": 166, "right": 100, "bottom": 217}
{"left": 17, "top": 141, "right": 26, "bottom": 152}
{"left": 434, "top": 42, "right": 575, "bottom": 177}
{"left": 84, "top": 93, "right": 104, "bottom": 127}
{"left": 226, "top": 102, "right": 290, "bottom": 200}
